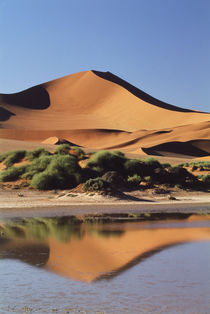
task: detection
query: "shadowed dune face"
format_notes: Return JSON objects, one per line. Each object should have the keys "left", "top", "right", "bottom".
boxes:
{"left": 0, "top": 107, "right": 15, "bottom": 121}
{"left": 0, "top": 70, "right": 209, "bottom": 157}
{"left": 142, "top": 140, "right": 210, "bottom": 157}
{"left": 0, "top": 86, "right": 50, "bottom": 110}
{"left": 92, "top": 71, "right": 198, "bottom": 113}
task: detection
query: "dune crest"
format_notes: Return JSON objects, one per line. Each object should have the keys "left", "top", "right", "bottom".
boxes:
{"left": 0, "top": 70, "right": 209, "bottom": 157}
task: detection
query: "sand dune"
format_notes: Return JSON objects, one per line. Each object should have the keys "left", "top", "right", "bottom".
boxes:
{"left": 0, "top": 70, "right": 209, "bottom": 157}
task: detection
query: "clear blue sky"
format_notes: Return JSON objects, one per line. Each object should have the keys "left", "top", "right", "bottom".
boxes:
{"left": 0, "top": 0, "right": 209, "bottom": 111}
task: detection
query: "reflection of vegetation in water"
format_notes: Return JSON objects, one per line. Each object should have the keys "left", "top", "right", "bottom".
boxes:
{"left": 0, "top": 216, "right": 126, "bottom": 243}
{"left": 89, "top": 229, "right": 125, "bottom": 239}
{"left": 0, "top": 217, "right": 84, "bottom": 243}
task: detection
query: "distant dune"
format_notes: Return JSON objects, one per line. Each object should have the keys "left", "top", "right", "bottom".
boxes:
{"left": 0, "top": 70, "right": 209, "bottom": 157}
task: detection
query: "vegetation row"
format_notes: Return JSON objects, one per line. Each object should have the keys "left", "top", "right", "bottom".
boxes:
{"left": 0, "top": 144, "right": 209, "bottom": 191}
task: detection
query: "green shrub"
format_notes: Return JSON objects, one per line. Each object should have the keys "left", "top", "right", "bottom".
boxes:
{"left": 112, "top": 150, "right": 125, "bottom": 158}
{"left": 3, "top": 150, "right": 26, "bottom": 167}
{"left": 0, "top": 152, "right": 10, "bottom": 163}
{"left": 124, "top": 159, "right": 145, "bottom": 176}
{"left": 83, "top": 177, "right": 109, "bottom": 192}
{"left": 199, "top": 175, "right": 210, "bottom": 188}
{"left": 26, "top": 148, "right": 50, "bottom": 161}
{"left": 86, "top": 150, "right": 126, "bottom": 173}
{"left": 54, "top": 144, "right": 70, "bottom": 155}
{"left": 30, "top": 155, "right": 82, "bottom": 190}
{"left": 127, "top": 174, "right": 141, "bottom": 188}
{"left": 102, "top": 171, "right": 125, "bottom": 188}
{"left": 143, "top": 157, "right": 162, "bottom": 169}
{"left": 22, "top": 155, "right": 52, "bottom": 179}
{"left": 162, "top": 163, "right": 171, "bottom": 169}
{"left": 70, "top": 146, "right": 85, "bottom": 160}
{"left": 0, "top": 165, "right": 27, "bottom": 182}
{"left": 30, "top": 171, "right": 62, "bottom": 190}
{"left": 144, "top": 176, "right": 152, "bottom": 183}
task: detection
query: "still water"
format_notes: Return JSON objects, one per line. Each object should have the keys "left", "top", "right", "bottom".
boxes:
{"left": 0, "top": 216, "right": 210, "bottom": 313}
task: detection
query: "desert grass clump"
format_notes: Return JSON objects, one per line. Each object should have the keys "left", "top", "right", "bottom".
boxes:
{"left": 3, "top": 150, "right": 26, "bottom": 168}
{"left": 127, "top": 174, "right": 141, "bottom": 188}
{"left": 0, "top": 165, "right": 27, "bottom": 182}
{"left": 70, "top": 146, "right": 85, "bottom": 160}
{"left": 102, "top": 171, "right": 125, "bottom": 188}
{"left": 22, "top": 155, "right": 52, "bottom": 179}
{"left": 199, "top": 174, "right": 210, "bottom": 188}
{"left": 86, "top": 150, "right": 126, "bottom": 174}
{"left": 143, "top": 157, "right": 162, "bottom": 169}
{"left": 30, "top": 155, "right": 82, "bottom": 190}
{"left": 124, "top": 159, "right": 146, "bottom": 176}
{"left": 26, "top": 148, "right": 50, "bottom": 161}
{"left": 83, "top": 177, "right": 110, "bottom": 192}
{"left": 54, "top": 144, "right": 70, "bottom": 155}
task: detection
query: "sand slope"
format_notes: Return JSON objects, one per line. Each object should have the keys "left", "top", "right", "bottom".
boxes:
{"left": 0, "top": 70, "right": 209, "bottom": 157}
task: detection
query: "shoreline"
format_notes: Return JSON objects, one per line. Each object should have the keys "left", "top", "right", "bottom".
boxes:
{"left": 0, "top": 190, "right": 209, "bottom": 219}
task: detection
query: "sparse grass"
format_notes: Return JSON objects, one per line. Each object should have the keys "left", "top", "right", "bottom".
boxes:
{"left": 127, "top": 174, "right": 141, "bottom": 187}
{"left": 26, "top": 148, "right": 50, "bottom": 161}
{"left": 54, "top": 144, "right": 70, "bottom": 155}
{"left": 177, "top": 161, "right": 210, "bottom": 170}
{"left": 83, "top": 177, "right": 110, "bottom": 192}
{"left": 3, "top": 150, "right": 26, "bottom": 168}
{"left": 86, "top": 150, "right": 126, "bottom": 174}
{"left": 30, "top": 155, "right": 82, "bottom": 190}
{"left": 70, "top": 146, "right": 85, "bottom": 160}
{"left": 0, "top": 165, "right": 27, "bottom": 182}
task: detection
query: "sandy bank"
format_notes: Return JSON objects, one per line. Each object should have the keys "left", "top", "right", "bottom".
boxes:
{"left": 0, "top": 189, "right": 209, "bottom": 219}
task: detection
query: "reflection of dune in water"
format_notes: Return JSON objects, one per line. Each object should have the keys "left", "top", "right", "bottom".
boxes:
{"left": 46, "top": 224, "right": 210, "bottom": 282}
{"left": 1, "top": 218, "right": 210, "bottom": 283}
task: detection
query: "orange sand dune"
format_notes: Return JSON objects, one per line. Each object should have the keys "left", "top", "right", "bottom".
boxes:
{"left": 0, "top": 70, "right": 209, "bottom": 157}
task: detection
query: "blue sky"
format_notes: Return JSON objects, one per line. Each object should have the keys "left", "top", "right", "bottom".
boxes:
{"left": 0, "top": 0, "right": 209, "bottom": 111}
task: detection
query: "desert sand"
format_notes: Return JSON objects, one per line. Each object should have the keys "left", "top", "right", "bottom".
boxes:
{"left": 0, "top": 70, "right": 209, "bottom": 157}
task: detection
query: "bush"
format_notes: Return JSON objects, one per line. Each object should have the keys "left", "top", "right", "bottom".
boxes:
{"left": 124, "top": 159, "right": 146, "bottom": 176}
{"left": 86, "top": 150, "right": 126, "bottom": 173}
{"left": 22, "top": 156, "right": 52, "bottom": 179}
{"left": 162, "top": 163, "right": 171, "bottom": 169}
{"left": 102, "top": 171, "right": 125, "bottom": 188}
{"left": 54, "top": 144, "right": 70, "bottom": 155}
{"left": 167, "top": 166, "right": 199, "bottom": 188}
{"left": 82, "top": 167, "right": 101, "bottom": 182}
{"left": 0, "top": 152, "right": 10, "bottom": 163}
{"left": 83, "top": 177, "right": 109, "bottom": 192}
{"left": 0, "top": 165, "right": 27, "bottom": 182}
{"left": 26, "top": 148, "right": 50, "bottom": 161}
{"left": 70, "top": 146, "right": 85, "bottom": 160}
{"left": 3, "top": 150, "right": 26, "bottom": 167}
{"left": 127, "top": 174, "right": 141, "bottom": 188}
{"left": 30, "top": 155, "right": 82, "bottom": 190}
{"left": 30, "top": 171, "right": 59, "bottom": 190}
{"left": 143, "top": 157, "right": 162, "bottom": 169}
{"left": 199, "top": 175, "right": 210, "bottom": 188}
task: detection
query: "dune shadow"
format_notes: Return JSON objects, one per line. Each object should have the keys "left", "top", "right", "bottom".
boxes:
{"left": 0, "top": 85, "right": 50, "bottom": 110}
{"left": 115, "top": 191, "right": 154, "bottom": 202}
{"left": 0, "top": 106, "right": 16, "bottom": 121}
{"left": 142, "top": 141, "right": 209, "bottom": 157}
{"left": 92, "top": 71, "right": 198, "bottom": 113}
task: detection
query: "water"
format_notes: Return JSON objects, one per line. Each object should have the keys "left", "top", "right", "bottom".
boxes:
{"left": 0, "top": 216, "right": 210, "bottom": 313}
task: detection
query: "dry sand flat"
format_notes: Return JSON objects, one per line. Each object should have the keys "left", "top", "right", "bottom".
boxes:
{"left": 0, "top": 70, "right": 209, "bottom": 157}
